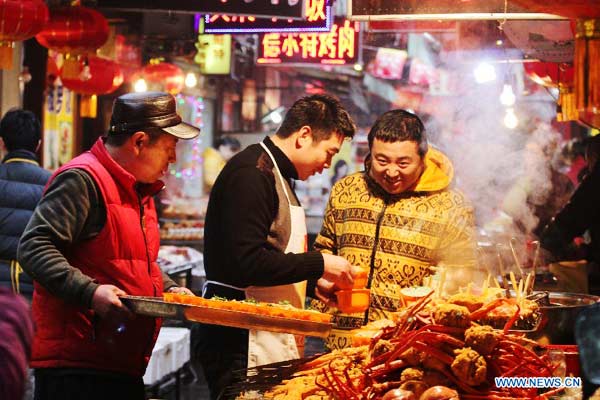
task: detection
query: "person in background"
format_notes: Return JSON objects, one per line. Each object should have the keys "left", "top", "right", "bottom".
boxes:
{"left": 203, "top": 135, "right": 241, "bottom": 193}
{"left": 312, "top": 109, "right": 479, "bottom": 350}
{"left": 18, "top": 92, "right": 198, "bottom": 400}
{"left": 330, "top": 159, "right": 349, "bottom": 187}
{"left": 198, "top": 94, "right": 358, "bottom": 399}
{"left": 0, "top": 287, "right": 33, "bottom": 400}
{"left": 540, "top": 134, "right": 600, "bottom": 291}
{"left": 0, "top": 109, "right": 51, "bottom": 301}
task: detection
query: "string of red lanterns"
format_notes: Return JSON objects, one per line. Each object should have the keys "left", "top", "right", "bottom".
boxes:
{"left": 0, "top": 0, "right": 49, "bottom": 70}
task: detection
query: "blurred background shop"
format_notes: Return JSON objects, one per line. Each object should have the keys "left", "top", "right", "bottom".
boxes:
{"left": 1, "top": 0, "right": 600, "bottom": 397}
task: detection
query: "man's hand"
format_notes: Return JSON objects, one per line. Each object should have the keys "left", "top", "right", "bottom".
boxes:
{"left": 314, "top": 278, "right": 338, "bottom": 307}
{"left": 321, "top": 253, "right": 356, "bottom": 290}
{"left": 91, "top": 284, "right": 131, "bottom": 319}
{"left": 167, "top": 286, "right": 194, "bottom": 296}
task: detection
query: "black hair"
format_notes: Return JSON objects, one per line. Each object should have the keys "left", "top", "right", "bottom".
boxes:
{"left": 275, "top": 94, "right": 356, "bottom": 142}
{"left": 367, "top": 109, "right": 428, "bottom": 157}
{"left": 104, "top": 127, "right": 164, "bottom": 147}
{"left": 214, "top": 135, "right": 241, "bottom": 151}
{"left": 0, "top": 109, "right": 42, "bottom": 152}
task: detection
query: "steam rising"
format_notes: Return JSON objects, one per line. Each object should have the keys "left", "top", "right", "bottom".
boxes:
{"left": 421, "top": 61, "right": 565, "bottom": 242}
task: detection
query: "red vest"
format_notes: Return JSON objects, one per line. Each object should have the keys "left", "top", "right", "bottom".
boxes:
{"left": 31, "top": 139, "right": 164, "bottom": 377}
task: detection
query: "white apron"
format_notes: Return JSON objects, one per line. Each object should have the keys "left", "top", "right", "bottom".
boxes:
{"left": 245, "top": 142, "right": 308, "bottom": 368}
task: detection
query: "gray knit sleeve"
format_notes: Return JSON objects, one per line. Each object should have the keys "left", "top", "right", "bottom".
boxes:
{"left": 18, "top": 169, "right": 101, "bottom": 308}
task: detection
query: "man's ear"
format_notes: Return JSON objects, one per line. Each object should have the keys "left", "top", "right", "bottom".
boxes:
{"left": 130, "top": 131, "right": 148, "bottom": 154}
{"left": 295, "top": 125, "right": 312, "bottom": 148}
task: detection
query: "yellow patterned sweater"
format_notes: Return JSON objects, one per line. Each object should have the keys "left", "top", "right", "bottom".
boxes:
{"left": 312, "top": 148, "right": 477, "bottom": 350}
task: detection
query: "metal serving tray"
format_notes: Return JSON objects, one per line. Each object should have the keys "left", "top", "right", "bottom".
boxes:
{"left": 121, "top": 295, "right": 332, "bottom": 338}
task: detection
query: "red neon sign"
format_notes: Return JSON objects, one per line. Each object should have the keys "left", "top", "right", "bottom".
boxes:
{"left": 203, "top": 0, "right": 331, "bottom": 33}
{"left": 257, "top": 19, "right": 360, "bottom": 65}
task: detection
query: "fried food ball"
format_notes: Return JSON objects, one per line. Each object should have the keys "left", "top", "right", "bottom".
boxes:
{"left": 451, "top": 347, "right": 487, "bottom": 386}
{"left": 400, "top": 368, "right": 424, "bottom": 382}
{"left": 373, "top": 340, "right": 395, "bottom": 359}
{"left": 399, "top": 348, "right": 424, "bottom": 366}
{"left": 478, "top": 299, "right": 540, "bottom": 330}
{"left": 431, "top": 303, "right": 471, "bottom": 329}
{"left": 464, "top": 325, "right": 500, "bottom": 356}
{"left": 447, "top": 293, "right": 484, "bottom": 313}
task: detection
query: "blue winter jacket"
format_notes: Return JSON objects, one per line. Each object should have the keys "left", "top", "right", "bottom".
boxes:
{"left": 0, "top": 150, "right": 51, "bottom": 299}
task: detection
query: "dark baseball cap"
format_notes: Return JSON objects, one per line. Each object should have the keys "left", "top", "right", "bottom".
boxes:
{"left": 108, "top": 92, "right": 200, "bottom": 139}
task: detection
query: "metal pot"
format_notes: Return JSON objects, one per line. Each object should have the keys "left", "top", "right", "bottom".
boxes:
{"left": 529, "top": 291, "right": 599, "bottom": 345}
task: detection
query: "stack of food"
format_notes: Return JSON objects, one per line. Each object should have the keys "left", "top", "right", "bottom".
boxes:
{"left": 254, "top": 290, "right": 564, "bottom": 400}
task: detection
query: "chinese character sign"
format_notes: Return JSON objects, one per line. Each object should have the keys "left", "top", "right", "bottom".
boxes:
{"left": 194, "top": 34, "right": 232, "bottom": 74}
{"left": 257, "top": 19, "right": 360, "bottom": 65}
{"left": 202, "top": 0, "right": 332, "bottom": 33}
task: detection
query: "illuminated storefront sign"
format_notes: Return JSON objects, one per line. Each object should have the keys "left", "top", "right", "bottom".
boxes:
{"left": 194, "top": 34, "right": 232, "bottom": 74}
{"left": 348, "top": 0, "right": 563, "bottom": 20}
{"left": 202, "top": 0, "right": 331, "bottom": 33}
{"left": 257, "top": 19, "right": 360, "bottom": 65}
{"left": 97, "top": 0, "right": 305, "bottom": 20}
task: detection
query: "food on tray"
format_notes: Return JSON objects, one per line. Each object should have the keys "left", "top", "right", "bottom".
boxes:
{"left": 159, "top": 220, "right": 204, "bottom": 240}
{"left": 351, "top": 318, "right": 396, "bottom": 347}
{"left": 476, "top": 297, "right": 540, "bottom": 331}
{"left": 163, "top": 292, "right": 331, "bottom": 323}
{"left": 258, "top": 291, "right": 563, "bottom": 400}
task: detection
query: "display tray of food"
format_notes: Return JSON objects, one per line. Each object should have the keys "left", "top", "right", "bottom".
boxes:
{"left": 121, "top": 293, "right": 332, "bottom": 338}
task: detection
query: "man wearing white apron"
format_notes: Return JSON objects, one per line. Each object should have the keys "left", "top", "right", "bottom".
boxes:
{"left": 198, "top": 94, "right": 357, "bottom": 399}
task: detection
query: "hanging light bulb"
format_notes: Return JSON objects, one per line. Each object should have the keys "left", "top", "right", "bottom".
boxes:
{"left": 134, "top": 78, "right": 147, "bottom": 93}
{"left": 499, "top": 84, "right": 516, "bottom": 106}
{"left": 271, "top": 110, "right": 283, "bottom": 124}
{"left": 185, "top": 72, "right": 197, "bottom": 88}
{"left": 474, "top": 62, "right": 496, "bottom": 84}
{"left": 503, "top": 108, "right": 518, "bottom": 129}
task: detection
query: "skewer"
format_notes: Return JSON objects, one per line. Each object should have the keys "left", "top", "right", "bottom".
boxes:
{"left": 530, "top": 240, "right": 540, "bottom": 292}
{"left": 496, "top": 244, "right": 510, "bottom": 298}
{"left": 509, "top": 237, "right": 525, "bottom": 278}
{"left": 517, "top": 278, "right": 524, "bottom": 308}
{"left": 524, "top": 272, "right": 533, "bottom": 297}
{"left": 509, "top": 271, "right": 519, "bottom": 302}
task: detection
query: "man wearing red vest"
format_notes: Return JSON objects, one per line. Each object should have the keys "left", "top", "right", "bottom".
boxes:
{"left": 18, "top": 92, "right": 199, "bottom": 400}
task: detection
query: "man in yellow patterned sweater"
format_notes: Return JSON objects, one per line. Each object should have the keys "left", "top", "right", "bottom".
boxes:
{"left": 312, "top": 109, "right": 479, "bottom": 350}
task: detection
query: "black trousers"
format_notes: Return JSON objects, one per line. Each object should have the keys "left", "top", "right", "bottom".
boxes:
{"left": 195, "top": 323, "right": 249, "bottom": 400}
{"left": 34, "top": 368, "right": 145, "bottom": 400}
{"left": 197, "top": 282, "right": 249, "bottom": 399}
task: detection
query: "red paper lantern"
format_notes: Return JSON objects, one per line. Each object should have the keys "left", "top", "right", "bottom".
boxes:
{"left": 524, "top": 61, "right": 574, "bottom": 87}
{"left": 511, "top": 0, "right": 600, "bottom": 19}
{"left": 143, "top": 62, "right": 185, "bottom": 95}
{"left": 61, "top": 56, "right": 123, "bottom": 118}
{"left": 35, "top": 6, "right": 109, "bottom": 78}
{"left": 61, "top": 56, "right": 123, "bottom": 95}
{"left": 0, "top": 0, "right": 49, "bottom": 69}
